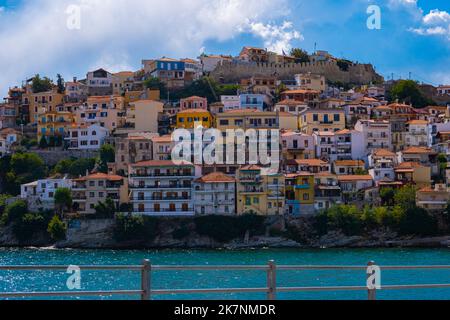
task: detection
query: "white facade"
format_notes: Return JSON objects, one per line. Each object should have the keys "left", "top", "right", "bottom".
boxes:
{"left": 21, "top": 177, "right": 72, "bottom": 212}
{"left": 129, "top": 161, "right": 201, "bottom": 216}
{"left": 335, "top": 130, "right": 365, "bottom": 161}
{"left": 354, "top": 120, "right": 392, "bottom": 155}
{"left": 220, "top": 95, "right": 240, "bottom": 111}
{"left": 65, "top": 124, "right": 109, "bottom": 150}
{"left": 405, "top": 121, "right": 428, "bottom": 148}
{"left": 194, "top": 174, "right": 236, "bottom": 215}
{"left": 313, "top": 132, "right": 338, "bottom": 162}
{"left": 86, "top": 69, "right": 113, "bottom": 88}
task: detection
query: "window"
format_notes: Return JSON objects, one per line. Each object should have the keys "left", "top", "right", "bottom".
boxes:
{"left": 313, "top": 114, "right": 319, "bottom": 122}
{"left": 334, "top": 114, "right": 340, "bottom": 122}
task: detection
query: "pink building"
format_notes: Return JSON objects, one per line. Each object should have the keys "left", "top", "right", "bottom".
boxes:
{"left": 180, "top": 96, "right": 208, "bottom": 111}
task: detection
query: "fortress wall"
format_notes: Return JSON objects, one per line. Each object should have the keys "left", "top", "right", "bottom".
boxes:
{"left": 210, "top": 61, "right": 383, "bottom": 85}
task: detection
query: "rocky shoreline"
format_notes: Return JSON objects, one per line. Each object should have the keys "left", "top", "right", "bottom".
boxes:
{"left": 1, "top": 218, "right": 450, "bottom": 250}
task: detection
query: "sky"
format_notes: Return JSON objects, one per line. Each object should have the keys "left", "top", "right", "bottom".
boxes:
{"left": 0, "top": 0, "right": 449, "bottom": 96}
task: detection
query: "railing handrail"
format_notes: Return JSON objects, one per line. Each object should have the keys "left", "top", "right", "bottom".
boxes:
{"left": 1, "top": 261, "right": 450, "bottom": 300}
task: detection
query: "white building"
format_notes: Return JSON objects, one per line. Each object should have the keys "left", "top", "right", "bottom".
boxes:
{"left": 274, "top": 100, "right": 309, "bottom": 116}
{"left": 220, "top": 95, "right": 240, "bottom": 111}
{"left": 194, "top": 172, "right": 236, "bottom": 215}
{"left": 405, "top": 120, "right": 429, "bottom": 148}
{"left": 313, "top": 131, "right": 338, "bottom": 162}
{"left": 429, "top": 122, "right": 450, "bottom": 146}
{"left": 368, "top": 149, "right": 397, "bottom": 184}
{"left": 335, "top": 129, "right": 365, "bottom": 161}
{"left": 437, "top": 85, "right": 450, "bottom": 96}
{"left": 21, "top": 176, "right": 72, "bottom": 212}
{"left": 65, "top": 124, "right": 109, "bottom": 150}
{"left": 354, "top": 119, "right": 392, "bottom": 156}
{"left": 86, "top": 68, "right": 113, "bottom": 95}
{"left": 128, "top": 160, "right": 201, "bottom": 216}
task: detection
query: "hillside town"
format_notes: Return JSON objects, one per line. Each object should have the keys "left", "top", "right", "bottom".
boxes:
{"left": 0, "top": 46, "right": 450, "bottom": 240}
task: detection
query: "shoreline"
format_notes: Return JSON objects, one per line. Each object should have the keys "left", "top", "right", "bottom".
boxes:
{"left": 1, "top": 235, "right": 450, "bottom": 251}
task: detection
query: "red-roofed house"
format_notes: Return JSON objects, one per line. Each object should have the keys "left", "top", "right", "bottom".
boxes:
{"left": 194, "top": 172, "right": 236, "bottom": 215}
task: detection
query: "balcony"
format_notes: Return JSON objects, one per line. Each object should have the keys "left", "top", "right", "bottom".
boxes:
{"left": 295, "top": 184, "right": 311, "bottom": 190}
{"left": 130, "top": 173, "right": 193, "bottom": 178}
{"left": 130, "top": 184, "right": 192, "bottom": 190}
{"left": 241, "top": 187, "right": 265, "bottom": 194}
{"left": 130, "top": 196, "right": 190, "bottom": 202}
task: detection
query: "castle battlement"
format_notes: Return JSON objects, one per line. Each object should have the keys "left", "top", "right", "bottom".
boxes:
{"left": 210, "top": 60, "right": 384, "bottom": 85}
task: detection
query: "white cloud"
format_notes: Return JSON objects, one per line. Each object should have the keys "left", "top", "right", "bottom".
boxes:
{"left": 410, "top": 8, "right": 450, "bottom": 40}
{"left": 246, "top": 21, "right": 303, "bottom": 54}
{"left": 422, "top": 9, "right": 450, "bottom": 26}
{"left": 0, "top": 0, "right": 294, "bottom": 96}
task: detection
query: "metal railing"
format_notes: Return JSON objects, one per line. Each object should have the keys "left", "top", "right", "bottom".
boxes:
{"left": 1, "top": 260, "right": 450, "bottom": 300}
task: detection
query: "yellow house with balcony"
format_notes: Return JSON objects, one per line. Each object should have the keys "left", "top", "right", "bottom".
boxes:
{"left": 37, "top": 111, "right": 76, "bottom": 141}
{"left": 176, "top": 109, "right": 213, "bottom": 129}
{"left": 285, "top": 173, "right": 315, "bottom": 216}
{"left": 236, "top": 165, "right": 285, "bottom": 215}
{"left": 216, "top": 109, "right": 279, "bottom": 131}
{"left": 299, "top": 109, "right": 346, "bottom": 134}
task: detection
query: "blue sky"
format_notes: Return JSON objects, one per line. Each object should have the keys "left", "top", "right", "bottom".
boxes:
{"left": 0, "top": 0, "right": 449, "bottom": 96}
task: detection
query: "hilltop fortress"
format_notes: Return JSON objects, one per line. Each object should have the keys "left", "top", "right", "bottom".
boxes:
{"left": 210, "top": 60, "right": 384, "bottom": 85}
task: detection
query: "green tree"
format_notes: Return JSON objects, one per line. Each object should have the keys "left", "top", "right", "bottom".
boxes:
{"left": 399, "top": 207, "right": 438, "bottom": 236}
{"left": 13, "top": 213, "right": 47, "bottom": 242}
{"left": 394, "top": 185, "right": 418, "bottom": 211}
{"left": 39, "top": 136, "right": 48, "bottom": 149}
{"left": 94, "top": 198, "right": 117, "bottom": 218}
{"left": 289, "top": 48, "right": 310, "bottom": 63}
{"left": 4, "top": 152, "right": 47, "bottom": 195}
{"left": 143, "top": 77, "right": 166, "bottom": 92}
{"left": 56, "top": 74, "right": 65, "bottom": 94}
{"left": 47, "top": 215, "right": 67, "bottom": 241}
{"left": 69, "top": 158, "right": 96, "bottom": 177}
{"left": 390, "top": 80, "right": 435, "bottom": 108}
{"left": 380, "top": 188, "right": 395, "bottom": 206}
{"left": 98, "top": 144, "right": 115, "bottom": 173}
{"left": 1, "top": 200, "right": 28, "bottom": 225}
{"left": 54, "top": 188, "right": 72, "bottom": 215}
{"left": 31, "top": 74, "right": 53, "bottom": 93}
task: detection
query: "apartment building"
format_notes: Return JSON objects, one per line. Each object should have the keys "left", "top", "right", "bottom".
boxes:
{"left": 285, "top": 173, "right": 315, "bottom": 216}
{"left": 151, "top": 135, "right": 174, "bottom": 161}
{"left": 299, "top": 109, "right": 346, "bottom": 135}
{"left": 180, "top": 96, "right": 208, "bottom": 111}
{"left": 405, "top": 120, "right": 429, "bottom": 147}
{"left": 194, "top": 172, "right": 236, "bottom": 215}
{"left": 416, "top": 184, "right": 450, "bottom": 211}
{"left": 368, "top": 149, "right": 397, "bottom": 184}
{"left": 114, "top": 135, "right": 155, "bottom": 174}
{"left": 280, "top": 89, "right": 320, "bottom": 108}
{"left": 37, "top": 110, "right": 76, "bottom": 142}
{"left": 285, "top": 159, "right": 331, "bottom": 174}
{"left": 354, "top": 119, "right": 392, "bottom": 154}
{"left": 335, "top": 129, "right": 365, "bottom": 161}
{"left": 86, "top": 68, "right": 114, "bottom": 96}
{"left": 236, "top": 165, "right": 285, "bottom": 216}
{"left": 281, "top": 131, "right": 315, "bottom": 160}
{"left": 176, "top": 109, "right": 213, "bottom": 129}
{"left": 128, "top": 160, "right": 200, "bottom": 216}
{"left": 313, "top": 131, "right": 338, "bottom": 162}
{"left": 395, "top": 162, "right": 431, "bottom": 187}
{"left": 21, "top": 176, "right": 72, "bottom": 212}
{"left": 338, "top": 175, "right": 374, "bottom": 204}
{"left": 65, "top": 124, "right": 109, "bottom": 150}
{"left": 295, "top": 73, "right": 326, "bottom": 93}
{"left": 274, "top": 100, "right": 309, "bottom": 116}
{"left": 215, "top": 109, "right": 279, "bottom": 130}
{"left": 314, "top": 172, "right": 341, "bottom": 211}
{"left": 23, "top": 87, "right": 64, "bottom": 125}
{"left": 72, "top": 173, "right": 126, "bottom": 215}
{"left": 334, "top": 160, "right": 365, "bottom": 175}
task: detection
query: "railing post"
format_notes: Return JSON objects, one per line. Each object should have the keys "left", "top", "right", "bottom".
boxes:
{"left": 267, "top": 260, "right": 277, "bottom": 300}
{"left": 367, "top": 261, "right": 376, "bottom": 301}
{"left": 141, "top": 259, "right": 151, "bottom": 300}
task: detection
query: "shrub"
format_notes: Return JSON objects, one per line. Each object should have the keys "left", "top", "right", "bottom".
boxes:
{"left": 47, "top": 215, "right": 67, "bottom": 241}
{"left": 13, "top": 213, "right": 47, "bottom": 242}
{"left": 172, "top": 227, "right": 190, "bottom": 240}
{"left": 2, "top": 200, "right": 28, "bottom": 225}
{"left": 398, "top": 207, "right": 438, "bottom": 236}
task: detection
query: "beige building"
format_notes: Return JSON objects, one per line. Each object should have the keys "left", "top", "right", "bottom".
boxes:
{"left": 299, "top": 109, "right": 346, "bottom": 134}
{"left": 295, "top": 73, "right": 326, "bottom": 92}
{"left": 114, "top": 135, "right": 156, "bottom": 174}
{"left": 151, "top": 135, "right": 174, "bottom": 161}
{"left": 416, "top": 184, "right": 450, "bottom": 211}
{"left": 132, "top": 100, "right": 164, "bottom": 132}
{"left": 72, "top": 173, "right": 127, "bottom": 215}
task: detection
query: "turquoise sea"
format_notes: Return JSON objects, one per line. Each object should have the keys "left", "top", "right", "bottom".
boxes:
{"left": 1, "top": 248, "right": 450, "bottom": 300}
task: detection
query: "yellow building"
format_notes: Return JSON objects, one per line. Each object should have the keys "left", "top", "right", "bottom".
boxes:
{"left": 176, "top": 109, "right": 213, "bottom": 129}
{"left": 285, "top": 173, "right": 315, "bottom": 216}
{"left": 299, "top": 109, "right": 346, "bottom": 134}
{"left": 236, "top": 165, "right": 285, "bottom": 215}
{"left": 215, "top": 109, "right": 279, "bottom": 131}
{"left": 23, "top": 87, "right": 64, "bottom": 125}
{"left": 37, "top": 111, "right": 76, "bottom": 141}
